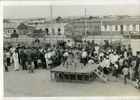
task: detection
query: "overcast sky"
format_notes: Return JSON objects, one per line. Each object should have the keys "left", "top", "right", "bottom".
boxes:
{"left": 3, "top": 5, "right": 140, "bottom": 19}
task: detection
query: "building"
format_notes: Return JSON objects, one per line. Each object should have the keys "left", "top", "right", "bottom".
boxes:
{"left": 3, "top": 23, "right": 35, "bottom": 35}
{"left": 101, "top": 19, "right": 140, "bottom": 35}
{"left": 3, "top": 23, "right": 20, "bottom": 34}
{"left": 35, "top": 23, "right": 73, "bottom": 36}
{"left": 71, "top": 20, "right": 101, "bottom": 36}
{"left": 71, "top": 18, "right": 140, "bottom": 36}
{"left": 17, "top": 23, "right": 35, "bottom": 35}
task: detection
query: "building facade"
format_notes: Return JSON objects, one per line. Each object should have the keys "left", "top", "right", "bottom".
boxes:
{"left": 35, "top": 23, "right": 73, "bottom": 36}
{"left": 71, "top": 20, "right": 101, "bottom": 36}
{"left": 101, "top": 19, "right": 140, "bottom": 35}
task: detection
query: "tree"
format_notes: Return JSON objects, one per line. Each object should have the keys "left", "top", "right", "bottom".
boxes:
{"left": 11, "top": 30, "right": 19, "bottom": 38}
{"left": 89, "top": 16, "right": 93, "bottom": 20}
{"left": 55, "top": 16, "right": 63, "bottom": 22}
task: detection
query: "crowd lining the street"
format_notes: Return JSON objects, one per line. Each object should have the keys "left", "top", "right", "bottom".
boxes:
{"left": 3, "top": 40, "right": 140, "bottom": 89}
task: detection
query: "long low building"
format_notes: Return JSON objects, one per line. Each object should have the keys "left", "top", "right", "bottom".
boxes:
{"left": 71, "top": 18, "right": 140, "bottom": 36}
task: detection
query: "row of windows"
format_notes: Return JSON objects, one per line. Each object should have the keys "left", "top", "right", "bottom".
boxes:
{"left": 104, "top": 25, "right": 140, "bottom": 31}
{"left": 74, "top": 26, "right": 100, "bottom": 31}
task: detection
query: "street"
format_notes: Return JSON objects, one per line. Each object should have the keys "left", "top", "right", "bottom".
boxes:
{"left": 4, "top": 64, "right": 140, "bottom": 97}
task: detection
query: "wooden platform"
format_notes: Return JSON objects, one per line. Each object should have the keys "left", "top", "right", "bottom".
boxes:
{"left": 50, "top": 64, "right": 99, "bottom": 83}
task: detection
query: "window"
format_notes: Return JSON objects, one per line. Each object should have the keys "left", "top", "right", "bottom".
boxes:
{"left": 133, "top": 25, "right": 136, "bottom": 31}
{"left": 95, "top": 26, "right": 99, "bottom": 31}
{"left": 126, "top": 25, "right": 129, "bottom": 30}
{"left": 115, "top": 25, "right": 118, "bottom": 30}
{"left": 58, "top": 28, "right": 61, "bottom": 36}
{"left": 104, "top": 25, "right": 107, "bottom": 31}
{"left": 45, "top": 28, "right": 49, "bottom": 35}
{"left": 53, "top": 28, "right": 55, "bottom": 35}
{"left": 74, "top": 26, "right": 78, "bottom": 31}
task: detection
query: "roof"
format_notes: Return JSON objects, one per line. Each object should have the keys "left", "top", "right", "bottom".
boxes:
{"left": 102, "top": 19, "right": 140, "bottom": 25}
{"left": 35, "top": 23, "right": 69, "bottom": 28}
{"left": 65, "top": 31, "right": 84, "bottom": 36}
{"left": 72, "top": 20, "right": 100, "bottom": 23}
{"left": 3, "top": 23, "right": 20, "bottom": 29}
{"left": 46, "top": 23, "right": 69, "bottom": 27}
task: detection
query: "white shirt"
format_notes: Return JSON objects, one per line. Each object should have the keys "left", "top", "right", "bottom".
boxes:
{"left": 95, "top": 46, "right": 99, "bottom": 53}
{"left": 112, "top": 55, "right": 119, "bottom": 64}
{"left": 114, "top": 64, "right": 118, "bottom": 70}
{"left": 103, "top": 59, "right": 110, "bottom": 68}
{"left": 124, "top": 52, "right": 128, "bottom": 59}
{"left": 67, "top": 42, "right": 72, "bottom": 47}
{"left": 45, "top": 52, "right": 51, "bottom": 59}
{"left": 12, "top": 52, "right": 18, "bottom": 59}
{"left": 10, "top": 47, "right": 15, "bottom": 53}
{"left": 82, "top": 51, "right": 87, "bottom": 58}
{"left": 5, "top": 52, "right": 10, "bottom": 58}
{"left": 63, "top": 52, "right": 69, "bottom": 57}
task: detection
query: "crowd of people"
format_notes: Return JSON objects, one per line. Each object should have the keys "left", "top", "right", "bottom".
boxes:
{"left": 3, "top": 39, "right": 140, "bottom": 89}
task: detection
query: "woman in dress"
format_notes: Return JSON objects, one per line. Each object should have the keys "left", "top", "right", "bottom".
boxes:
{"left": 12, "top": 50, "right": 19, "bottom": 71}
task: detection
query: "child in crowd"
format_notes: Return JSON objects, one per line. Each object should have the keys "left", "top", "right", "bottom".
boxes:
{"left": 74, "top": 52, "right": 80, "bottom": 70}
{"left": 118, "top": 56, "right": 124, "bottom": 74}
{"left": 27, "top": 61, "right": 34, "bottom": 73}
{"left": 66, "top": 53, "right": 73, "bottom": 69}
{"left": 112, "top": 66, "right": 117, "bottom": 82}
{"left": 94, "top": 53, "right": 98, "bottom": 64}
{"left": 122, "top": 66, "right": 129, "bottom": 84}
{"left": 88, "top": 57, "right": 94, "bottom": 64}
{"left": 4, "top": 59, "right": 9, "bottom": 72}
{"left": 114, "top": 62, "right": 118, "bottom": 78}
{"left": 135, "top": 77, "right": 140, "bottom": 90}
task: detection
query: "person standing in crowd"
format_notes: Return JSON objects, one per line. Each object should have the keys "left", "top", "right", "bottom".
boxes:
{"left": 138, "top": 63, "right": 140, "bottom": 80}
{"left": 112, "top": 66, "right": 117, "bottom": 82}
{"left": 127, "top": 45, "right": 132, "bottom": 54}
{"left": 12, "top": 50, "right": 19, "bottom": 71}
{"left": 82, "top": 49, "right": 87, "bottom": 66}
{"left": 123, "top": 49, "right": 128, "bottom": 60}
{"left": 5, "top": 49, "right": 11, "bottom": 67}
{"left": 41, "top": 50, "right": 46, "bottom": 69}
{"left": 26, "top": 48, "right": 33, "bottom": 69}
{"left": 10, "top": 45, "right": 16, "bottom": 63}
{"left": 114, "top": 61, "right": 119, "bottom": 78}
{"left": 45, "top": 50, "right": 52, "bottom": 70}
{"left": 94, "top": 44, "right": 100, "bottom": 55}
{"left": 44, "top": 50, "right": 49, "bottom": 69}
{"left": 118, "top": 56, "right": 124, "bottom": 74}
{"left": 20, "top": 50, "right": 27, "bottom": 70}
{"left": 16, "top": 44, "right": 21, "bottom": 64}
{"left": 130, "top": 57, "right": 136, "bottom": 80}
{"left": 36, "top": 48, "right": 42, "bottom": 69}
{"left": 121, "top": 45, "right": 126, "bottom": 56}
{"left": 122, "top": 66, "right": 129, "bottom": 84}
{"left": 135, "top": 52, "right": 140, "bottom": 80}
{"left": 67, "top": 40, "right": 72, "bottom": 49}
{"left": 62, "top": 49, "right": 69, "bottom": 66}
{"left": 32, "top": 49, "right": 38, "bottom": 69}
{"left": 116, "top": 43, "right": 121, "bottom": 54}
{"left": 4, "top": 50, "right": 9, "bottom": 72}
{"left": 103, "top": 57, "right": 111, "bottom": 74}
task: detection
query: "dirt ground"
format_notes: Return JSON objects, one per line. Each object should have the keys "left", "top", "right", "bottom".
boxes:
{"left": 4, "top": 63, "right": 140, "bottom": 97}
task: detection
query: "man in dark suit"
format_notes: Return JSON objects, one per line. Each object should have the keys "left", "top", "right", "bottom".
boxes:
{"left": 20, "top": 50, "right": 27, "bottom": 70}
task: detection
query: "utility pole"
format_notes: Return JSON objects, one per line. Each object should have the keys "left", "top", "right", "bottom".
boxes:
{"left": 100, "top": 19, "right": 103, "bottom": 44}
{"left": 50, "top": 5, "right": 53, "bottom": 48}
{"left": 85, "top": 9, "right": 87, "bottom": 41}
{"left": 110, "top": 25, "right": 112, "bottom": 43}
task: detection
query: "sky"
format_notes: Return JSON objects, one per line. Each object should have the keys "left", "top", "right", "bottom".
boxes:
{"left": 3, "top": 5, "right": 140, "bottom": 19}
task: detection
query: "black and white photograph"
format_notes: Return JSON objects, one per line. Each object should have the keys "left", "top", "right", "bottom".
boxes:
{"left": 1, "top": 0, "right": 140, "bottom": 99}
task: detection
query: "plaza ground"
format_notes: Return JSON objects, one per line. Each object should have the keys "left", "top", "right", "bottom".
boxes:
{"left": 4, "top": 63, "right": 140, "bottom": 97}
